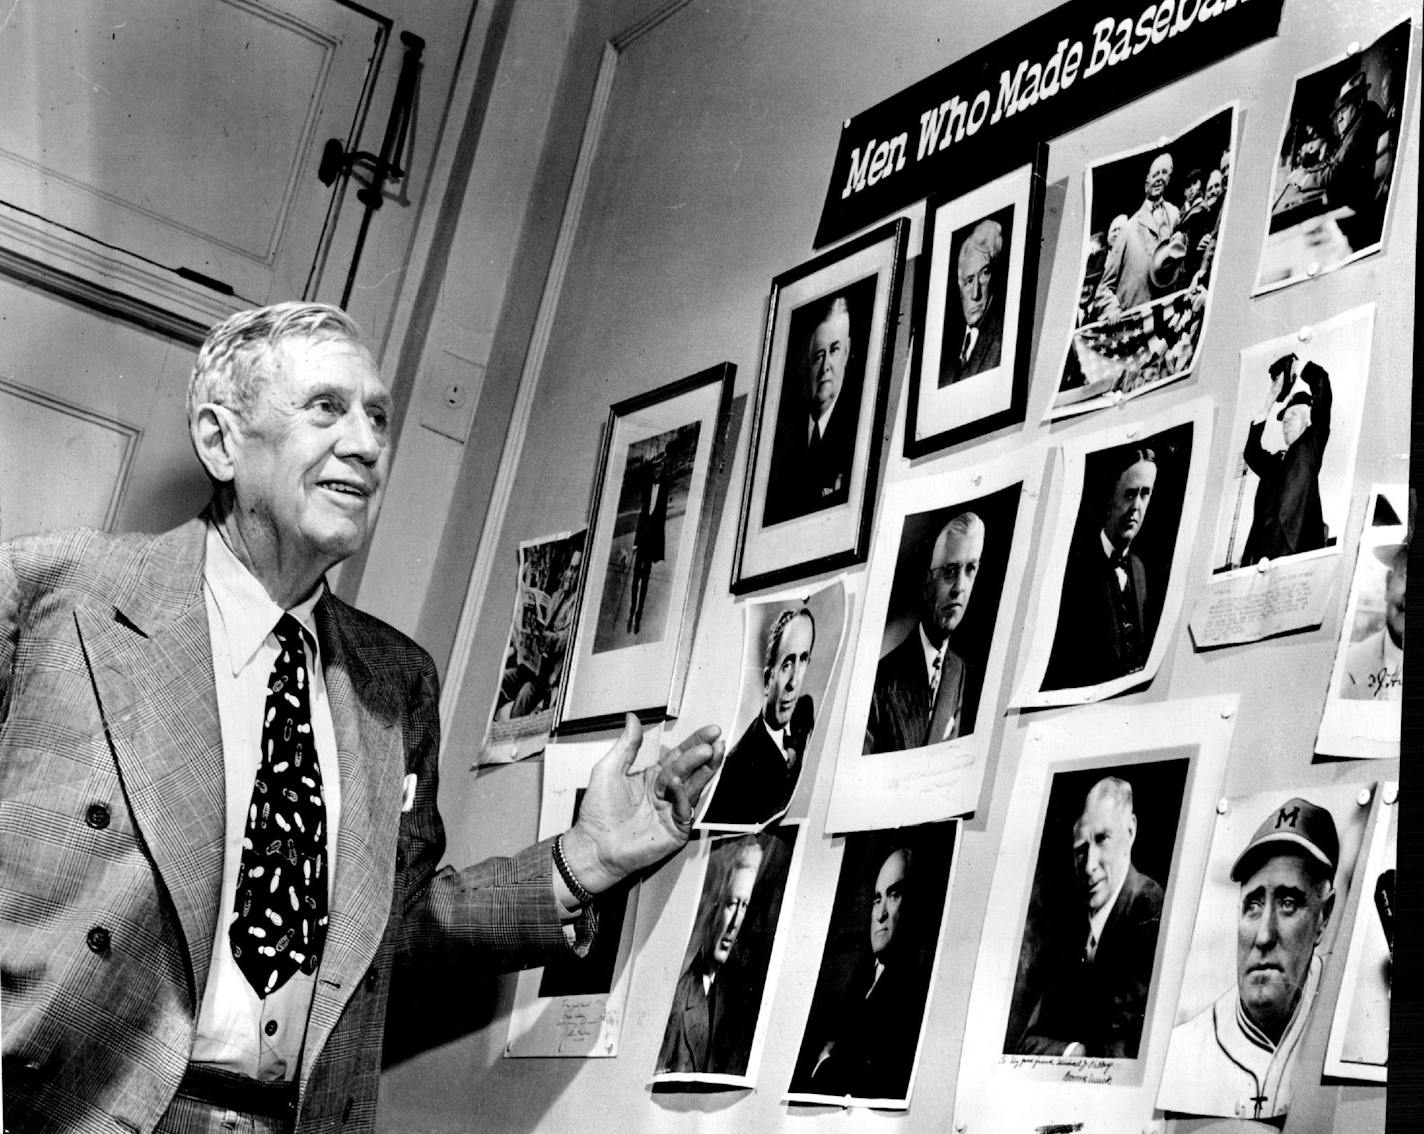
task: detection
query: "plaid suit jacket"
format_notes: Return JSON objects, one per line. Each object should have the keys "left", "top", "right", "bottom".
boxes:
{"left": 1, "top": 517, "right": 583, "bottom": 1133}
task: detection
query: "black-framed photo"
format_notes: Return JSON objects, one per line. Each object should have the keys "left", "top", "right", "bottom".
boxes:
{"left": 731, "top": 218, "right": 909, "bottom": 594}
{"left": 555, "top": 363, "right": 735, "bottom": 733}
{"left": 905, "top": 147, "right": 1044, "bottom": 458}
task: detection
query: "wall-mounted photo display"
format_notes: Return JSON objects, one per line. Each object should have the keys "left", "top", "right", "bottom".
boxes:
{"left": 1325, "top": 781, "right": 1396, "bottom": 1083}
{"left": 696, "top": 578, "right": 849, "bottom": 832}
{"left": 1048, "top": 104, "right": 1237, "bottom": 421}
{"left": 1013, "top": 399, "right": 1212, "bottom": 709}
{"left": 1157, "top": 780, "right": 1373, "bottom": 1122}
{"left": 904, "top": 148, "right": 1044, "bottom": 457}
{"left": 650, "top": 824, "right": 803, "bottom": 1087}
{"left": 1253, "top": 18, "right": 1414, "bottom": 294}
{"left": 825, "top": 447, "right": 1043, "bottom": 832}
{"left": 1190, "top": 304, "right": 1375, "bottom": 649}
{"left": 731, "top": 218, "right": 909, "bottom": 593}
{"left": 1317, "top": 484, "right": 1408, "bottom": 760}
{"left": 505, "top": 730, "right": 661, "bottom": 1057}
{"left": 954, "top": 698, "right": 1234, "bottom": 1134}
{"left": 784, "top": 820, "right": 959, "bottom": 1110}
{"left": 481, "top": 528, "right": 588, "bottom": 764}
{"left": 556, "top": 363, "right": 735, "bottom": 733}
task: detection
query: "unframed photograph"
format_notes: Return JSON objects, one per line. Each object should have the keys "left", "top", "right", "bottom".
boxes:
{"left": 1004, "top": 759, "right": 1189, "bottom": 1061}
{"left": 1050, "top": 105, "right": 1236, "bottom": 418}
{"left": 1158, "top": 783, "right": 1371, "bottom": 1120}
{"left": 1254, "top": 18, "right": 1413, "bottom": 293}
{"left": 786, "top": 821, "right": 958, "bottom": 1108}
{"left": 653, "top": 826, "right": 799, "bottom": 1084}
{"left": 697, "top": 580, "right": 847, "bottom": 831}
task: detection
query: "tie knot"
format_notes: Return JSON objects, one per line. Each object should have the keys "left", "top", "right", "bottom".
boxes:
{"left": 273, "top": 613, "right": 305, "bottom": 649}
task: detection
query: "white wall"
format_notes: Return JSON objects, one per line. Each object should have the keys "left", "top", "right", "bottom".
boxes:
{"left": 375, "top": 1, "right": 1414, "bottom": 1130}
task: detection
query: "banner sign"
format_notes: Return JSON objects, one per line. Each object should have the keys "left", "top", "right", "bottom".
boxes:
{"left": 814, "top": 0, "right": 1284, "bottom": 247}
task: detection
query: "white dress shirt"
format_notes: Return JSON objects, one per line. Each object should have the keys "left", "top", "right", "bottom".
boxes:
{"left": 191, "top": 525, "right": 343, "bottom": 1081}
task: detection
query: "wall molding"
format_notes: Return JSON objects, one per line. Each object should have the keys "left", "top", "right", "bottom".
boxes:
{"left": 437, "top": 0, "right": 694, "bottom": 740}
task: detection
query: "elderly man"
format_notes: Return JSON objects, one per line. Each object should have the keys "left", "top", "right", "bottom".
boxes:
{"left": 939, "top": 218, "right": 1006, "bottom": 386}
{"left": 1015, "top": 778, "right": 1164, "bottom": 1058}
{"left": 764, "top": 294, "right": 859, "bottom": 525}
{"left": 804, "top": 848, "right": 923, "bottom": 1100}
{"left": 1160, "top": 798, "right": 1339, "bottom": 1120}
{"left": 656, "top": 838, "right": 763, "bottom": 1075}
{"left": 0, "top": 302, "right": 722, "bottom": 1133}
{"left": 1044, "top": 449, "right": 1159, "bottom": 689}
{"left": 701, "top": 608, "right": 816, "bottom": 828}
{"left": 1241, "top": 356, "right": 1333, "bottom": 566}
{"left": 1096, "top": 151, "right": 1180, "bottom": 318}
{"left": 864, "top": 512, "right": 984, "bottom": 752}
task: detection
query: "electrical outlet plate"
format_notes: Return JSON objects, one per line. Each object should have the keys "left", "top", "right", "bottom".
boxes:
{"left": 420, "top": 347, "right": 484, "bottom": 443}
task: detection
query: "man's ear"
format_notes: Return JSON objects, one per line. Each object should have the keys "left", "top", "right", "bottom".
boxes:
{"left": 1316, "top": 887, "right": 1337, "bottom": 943}
{"left": 192, "top": 403, "right": 240, "bottom": 485}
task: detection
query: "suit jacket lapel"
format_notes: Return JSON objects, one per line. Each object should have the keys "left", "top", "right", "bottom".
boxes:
{"left": 301, "top": 597, "right": 407, "bottom": 1092}
{"left": 76, "top": 518, "right": 226, "bottom": 1004}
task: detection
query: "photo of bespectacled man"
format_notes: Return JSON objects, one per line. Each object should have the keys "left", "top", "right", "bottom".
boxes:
{"left": 786, "top": 821, "right": 957, "bottom": 1107}
{"left": 862, "top": 483, "right": 1020, "bottom": 753}
{"left": 1004, "top": 759, "right": 1189, "bottom": 1060}
{"left": 654, "top": 827, "right": 798, "bottom": 1082}
{"left": 1041, "top": 423, "right": 1192, "bottom": 693}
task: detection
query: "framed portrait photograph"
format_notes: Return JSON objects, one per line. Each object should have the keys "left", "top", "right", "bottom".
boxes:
{"left": 1012, "top": 398, "right": 1212, "bottom": 709}
{"left": 785, "top": 820, "right": 960, "bottom": 1110}
{"left": 1324, "top": 782, "right": 1395, "bottom": 1083}
{"left": 650, "top": 824, "right": 803, "bottom": 1087}
{"left": 955, "top": 697, "right": 1234, "bottom": 1134}
{"left": 905, "top": 147, "right": 1044, "bottom": 458}
{"left": 695, "top": 578, "right": 849, "bottom": 833}
{"left": 1048, "top": 104, "right": 1237, "bottom": 421}
{"left": 1253, "top": 18, "right": 1413, "bottom": 294}
{"left": 504, "top": 731, "right": 659, "bottom": 1058}
{"left": 825, "top": 447, "right": 1044, "bottom": 833}
{"left": 731, "top": 218, "right": 909, "bottom": 594}
{"left": 1157, "top": 780, "right": 1373, "bottom": 1121}
{"left": 1316, "top": 484, "right": 1407, "bottom": 760}
{"left": 556, "top": 363, "right": 736, "bottom": 733}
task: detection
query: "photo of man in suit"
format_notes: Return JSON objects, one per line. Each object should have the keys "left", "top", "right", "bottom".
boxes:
{"left": 0, "top": 302, "right": 724, "bottom": 1132}
{"left": 763, "top": 293, "right": 862, "bottom": 525}
{"left": 1043, "top": 448, "right": 1159, "bottom": 690}
{"left": 939, "top": 216, "right": 1007, "bottom": 386}
{"left": 803, "top": 848, "right": 924, "bottom": 1100}
{"left": 1013, "top": 777, "right": 1164, "bottom": 1058}
{"left": 656, "top": 839, "right": 763, "bottom": 1075}
{"left": 700, "top": 608, "right": 816, "bottom": 828}
{"left": 1160, "top": 797, "right": 1340, "bottom": 1120}
{"left": 627, "top": 448, "right": 668, "bottom": 635}
{"left": 864, "top": 512, "right": 983, "bottom": 752}
{"left": 1096, "top": 151, "right": 1180, "bottom": 318}
{"left": 1241, "top": 356, "right": 1333, "bottom": 566}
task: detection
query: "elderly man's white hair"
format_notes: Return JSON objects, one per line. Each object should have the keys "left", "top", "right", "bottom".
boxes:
{"left": 186, "top": 301, "right": 366, "bottom": 424}
{"left": 959, "top": 218, "right": 1004, "bottom": 266}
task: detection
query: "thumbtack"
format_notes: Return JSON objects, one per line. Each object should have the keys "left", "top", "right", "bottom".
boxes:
{"left": 1256, "top": 556, "right": 1272, "bottom": 572}
{"left": 1297, "top": 325, "right": 1313, "bottom": 342}
{"left": 1127, "top": 427, "right": 1140, "bottom": 440}
{"left": 1217, "top": 798, "right": 1230, "bottom": 815}
{"left": 973, "top": 473, "right": 983, "bottom": 486}
{"left": 1221, "top": 706, "right": 1234, "bottom": 719}
{"left": 1306, "top": 261, "right": 1321, "bottom": 277}
{"left": 1347, "top": 40, "right": 1361, "bottom": 55}
{"left": 1357, "top": 787, "right": 1373, "bottom": 807}
{"left": 844, "top": 118, "right": 853, "bottom": 129}
{"left": 1384, "top": 784, "right": 1398, "bottom": 805}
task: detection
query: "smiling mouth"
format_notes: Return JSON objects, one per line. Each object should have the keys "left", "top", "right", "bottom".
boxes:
{"left": 319, "top": 480, "right": 372, "bottom": 499}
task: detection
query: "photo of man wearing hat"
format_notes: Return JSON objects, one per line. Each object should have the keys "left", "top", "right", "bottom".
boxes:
{"left": 1241, "top": 353, "right": 1333, "bottom": 566}
{"left": 1159, "top": 797, "right": 1339, "bottom": 1120}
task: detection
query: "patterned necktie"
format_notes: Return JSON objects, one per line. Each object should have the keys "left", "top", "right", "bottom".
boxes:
{"left": 960, "top": 327, "right": 976, "bottom": 365}
{"left": 929, "top": 647, "right": 943, "bottom": 700}
{"left": 229, "top": 613, "right": 329, "bottom": 997}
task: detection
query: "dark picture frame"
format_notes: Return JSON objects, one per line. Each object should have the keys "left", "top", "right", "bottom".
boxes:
{"left": 905, "top": 146, "right": 1045, "bottom": 459}
{"left": 731, "top": 218, "right": 909, "bottom": 594}
{"left": 555, "top": 362, "right": 736, "bottom": 734}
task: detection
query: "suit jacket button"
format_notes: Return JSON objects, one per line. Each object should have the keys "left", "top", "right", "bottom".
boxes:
{"left": 342, "top": 1097, "right": 355, "bottom": 1121}
{"left": 86, "top": 926, "right": 110, "bottom": 953}
{"left": 85, "top": 803, "right": 110, "bottom": 829}
{"left": 365, "top": 967, "right": 380, "bottom": 991}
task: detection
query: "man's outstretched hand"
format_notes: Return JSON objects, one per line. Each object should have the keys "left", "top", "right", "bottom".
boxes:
{"left": 559, "top": 714, "right": 724, "bottom": 900}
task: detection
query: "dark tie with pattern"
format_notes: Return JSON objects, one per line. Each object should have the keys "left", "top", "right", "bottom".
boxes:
{"left": 229, "top": 613, "right": 329, "bottom": 997}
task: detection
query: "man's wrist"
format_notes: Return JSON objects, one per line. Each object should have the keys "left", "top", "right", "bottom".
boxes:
{"left": 556, "top": 827, "right": 621, "bottom": 901}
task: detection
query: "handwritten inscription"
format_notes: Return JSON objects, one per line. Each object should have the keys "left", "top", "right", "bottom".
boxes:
{"left": 999, "top": 1054, "right": 1116, "bottom": 1085}
{"left": 556, "top": 996, "right": 608, "bottom": 1053}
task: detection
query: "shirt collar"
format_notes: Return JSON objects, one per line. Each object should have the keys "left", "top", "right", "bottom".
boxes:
{"left": 760, "top": 715, "right": 788, "bottom": 758}
{"left": 204, "top": 522, "right": 324, "bottom": 676}
{"left": 810, "top": 396, "right": 839, "bottom": 438}
{"left": 1087, "top": 867, "right": 1130, "bottom": 948}
{"left": 1099, "top": 529, "right": 1119, "bottom": 560}
{"left": 918, "top": 622, "right": 944, "bottom": 683}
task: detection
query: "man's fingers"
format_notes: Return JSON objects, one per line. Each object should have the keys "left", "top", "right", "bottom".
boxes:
{"left": 661, "top": 725, "right": 723, "bottom": 781}
{"left": 612, "top": 712, "right": 643, "bottom": 773}
{"left": 663, "top": 773, "right": 693, "bottom": 830}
